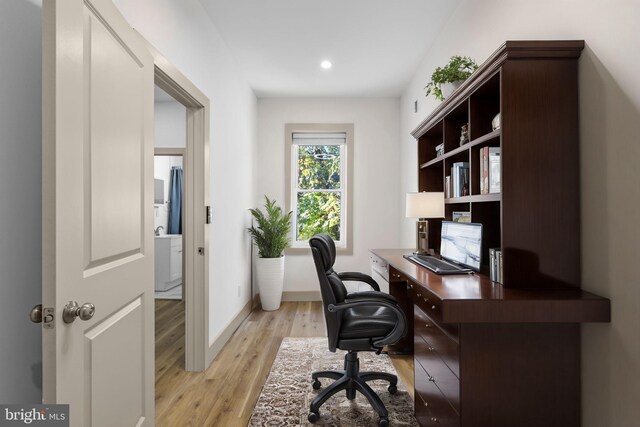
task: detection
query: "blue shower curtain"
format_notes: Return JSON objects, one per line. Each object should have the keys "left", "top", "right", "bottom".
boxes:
{"left": 168, "top": 166, "right": 183, "bottom": 234}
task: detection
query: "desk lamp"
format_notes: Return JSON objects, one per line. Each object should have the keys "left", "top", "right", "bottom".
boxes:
{"left": 406, "top": 192, "right": 445, "bottom": 255}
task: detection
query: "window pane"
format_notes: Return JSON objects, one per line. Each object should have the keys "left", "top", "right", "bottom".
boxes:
{"left": 296, "top": 191, "right": 341, "bottom": 241}
{"left": 297, "top": 145, "right": 341, "bottom": 190}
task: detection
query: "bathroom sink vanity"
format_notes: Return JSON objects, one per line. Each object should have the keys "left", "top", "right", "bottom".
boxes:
{"left": 154, "top": 234, "right": 183, "bottom": 291}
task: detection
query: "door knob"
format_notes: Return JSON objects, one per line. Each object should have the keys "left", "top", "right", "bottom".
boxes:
{"left": 30, "top": 304, "right": 54, "bottom": 328}
{"left": 29, "top": 304, "right": 43, "bottom": 323}
{"left": 63, "top": 301, "right": 96, "bottom": 323}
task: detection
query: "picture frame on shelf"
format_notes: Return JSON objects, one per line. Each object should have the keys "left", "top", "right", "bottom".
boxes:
{"left": 452, "top": 211, "right": 471, "bottom": 223}
{"left": 459, "top": 123, "right": 469, "bottom": 146}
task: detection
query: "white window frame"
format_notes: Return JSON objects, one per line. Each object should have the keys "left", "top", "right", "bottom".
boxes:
{"left": 285, "top": 123, "right": 353, "bottom": 253}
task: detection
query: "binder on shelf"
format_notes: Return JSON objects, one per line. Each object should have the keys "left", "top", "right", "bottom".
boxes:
{"left": 489, "top": 249, "right": 497, "bottom": 281}
{"left": 489, "top": 147, "right": 501, "bottom": 194}
{"left": 489, "top": 248, "right": 502, "bottom": 283}
{"left": 445, "top": 175, "right": 451, "bottom": 198}
{"left": 451, "top": 162, "right": 469, "bottom": 197}
{"left": 480, "top": 146, "right": 489, "bottom": 195}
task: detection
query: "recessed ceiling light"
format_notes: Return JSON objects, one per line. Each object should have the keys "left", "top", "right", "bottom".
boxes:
{"left": 320, "top": 60, "right": 332, "bottom": 70}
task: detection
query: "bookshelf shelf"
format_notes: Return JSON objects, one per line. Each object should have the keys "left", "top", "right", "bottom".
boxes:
{"left": 420, "top": 129, "right": 501, "bottom": 169}
{"left": 469, "top": 128, "right": 500, "bottom": 148}
{"left": 445, "top": 193, "right": 501, "bottom": 204}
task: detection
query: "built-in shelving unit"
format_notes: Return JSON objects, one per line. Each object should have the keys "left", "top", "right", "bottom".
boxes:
{"left": 383, "top": 40, "right": 612, "bottom": 427}
{"left": 412, "top": 40, "right": 586, "bottom": 287}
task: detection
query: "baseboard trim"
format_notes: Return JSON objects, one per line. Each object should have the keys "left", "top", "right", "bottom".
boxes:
{"left": 206, "top": 299, "right": 252, "bottom": 366}
{"left": 281, "top": 291, "right": 321, "bottom": 302}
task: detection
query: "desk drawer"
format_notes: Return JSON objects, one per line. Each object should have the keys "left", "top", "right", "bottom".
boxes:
{"left": 369, "top": 252, "right": 389, "bottom": 282}
{"left": 415, "top": 361, "right": 460, "bottom": 427}
{"left": 409, "top": 283, "right": 458, "bottom": 337}
{"left": 415, "top": 336, "right": 460, "bottom": 412}
{"left": 415, "top": 306, "right": 459, "bottom": 378}
{"left": 409, "top": 283, "right": 442, "bottom": 322}
{"left": 389, "top": 267, "right": 408, "bottom": 283}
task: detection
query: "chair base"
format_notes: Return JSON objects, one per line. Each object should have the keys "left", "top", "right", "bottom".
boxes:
{"left": 308, "top": 351, "right": 398, "bottom": 426}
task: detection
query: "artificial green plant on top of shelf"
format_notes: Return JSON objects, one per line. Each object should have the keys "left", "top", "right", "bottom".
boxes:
{"left": 424, "top": 56, "right": 479, "bottom": 101}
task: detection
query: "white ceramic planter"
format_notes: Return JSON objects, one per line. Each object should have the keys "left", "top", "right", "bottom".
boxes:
{"left": 441, "top": 80, "right": 463, "bottom": 99}
{"left": 255, "top": 256, "right": 285, "bottom": 311}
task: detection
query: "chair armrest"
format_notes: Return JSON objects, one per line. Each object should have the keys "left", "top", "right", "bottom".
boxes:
{"left": 338, "top": 272, "right": 380, "bottom": 291}
{"left": 328, "top": 300, "right": 407, "bottom": 348}
{"left": 346, "top": 291, "right": 398, "bottom": 304}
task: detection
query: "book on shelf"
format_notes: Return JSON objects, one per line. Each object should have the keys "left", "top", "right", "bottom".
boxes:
{"left": 452, "top": 211, "right": 471, "bottom": 223}
{"left": 451, "top": 162, "right": 470, "bottom": 197}
{"left": 435, "top": 142, "right": 444, "bottom": 157}
{"left": 489, "top": 249, "right": 497, "bottom": 281}
{"left": 489, "top": 248, "right": 502, "bottom": 283}
{"left": 479, "top": 146, "right": 489, "bottom": 195}
{"left": 489, "top": 147, "right": 501, "bottom": 194}
{"left": 445, "top": 175, "right": 451, "bottom": 198}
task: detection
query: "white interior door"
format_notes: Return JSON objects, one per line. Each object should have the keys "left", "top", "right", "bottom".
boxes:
{"left": 42, "top": 0, "right": 154, "bottom": 426}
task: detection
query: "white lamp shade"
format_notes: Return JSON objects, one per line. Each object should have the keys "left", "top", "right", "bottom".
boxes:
{"left": 406, "top": 192, "right": 445, "bottom": 218}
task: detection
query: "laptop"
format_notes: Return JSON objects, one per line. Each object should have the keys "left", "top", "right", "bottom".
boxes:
{"left": 404, "top": 221, "right": 483, "bottom": 275}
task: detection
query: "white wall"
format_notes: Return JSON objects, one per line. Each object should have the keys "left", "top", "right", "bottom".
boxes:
{"left": 399, "top": 1, "right": 640, "bottom": 426}
{"left": 0, "top": 0, "right": 43, "bottom": 403}
{"left": 257, "top": 98, "right": 402, "bottom": 293}
{"left": 113, "top": 0, "right": 258, "bottom": 349}
{"left": 154, "top": 100, "right": 186, "bottom": 148}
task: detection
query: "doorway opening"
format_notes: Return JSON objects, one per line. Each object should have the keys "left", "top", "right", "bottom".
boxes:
{"left": 153, "top": 87, "right": 187, "bottom": 381}
{"left": 149, "top": 43, "right": 211, "bottom": 374}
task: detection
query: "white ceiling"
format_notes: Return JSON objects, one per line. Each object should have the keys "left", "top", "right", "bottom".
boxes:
{"left": 198, "top": 0, "right": 462, "bottom": 97}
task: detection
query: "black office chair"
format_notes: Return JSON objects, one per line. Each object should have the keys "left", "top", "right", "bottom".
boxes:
{"left": 308, "top": 234, "right": 408, "bottom": 427}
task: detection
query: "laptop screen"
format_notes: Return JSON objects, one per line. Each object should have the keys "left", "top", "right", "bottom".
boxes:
{"left": 440, "top": 221, "right": 483, "bottom": 271}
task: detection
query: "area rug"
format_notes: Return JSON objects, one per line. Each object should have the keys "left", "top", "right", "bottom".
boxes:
{"left": 248, "top": 337, "right": 417, "bottom": 426}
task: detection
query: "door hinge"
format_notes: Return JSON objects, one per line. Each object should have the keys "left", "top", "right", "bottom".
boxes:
{"left": 205, "top": 205, "right": 212, "bottom": 224}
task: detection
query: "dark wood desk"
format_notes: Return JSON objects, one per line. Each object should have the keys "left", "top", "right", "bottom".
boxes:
{"left": 371, "top": 249, "right": 610, "bottom": 427}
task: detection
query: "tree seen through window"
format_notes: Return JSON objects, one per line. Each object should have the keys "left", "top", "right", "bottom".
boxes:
{"left": 296, "top": 145, "right": 342, "bottom": 241}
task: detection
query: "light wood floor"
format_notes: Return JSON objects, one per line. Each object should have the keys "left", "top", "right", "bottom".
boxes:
{"left": 155, "top": 300, "right": 414, "bottom": 427}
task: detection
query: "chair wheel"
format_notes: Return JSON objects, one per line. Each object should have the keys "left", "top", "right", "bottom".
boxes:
{"left": 388, "top": 384, "right": 397, "bottom": 394}
{"left": 312, "top": 379, "right": 322, "bottom": 390}
{"left": 378, "top": 417, "right": 389, "bottom": 427}
{"left": 308, "top": 411, "right": 320, "bottom": 423}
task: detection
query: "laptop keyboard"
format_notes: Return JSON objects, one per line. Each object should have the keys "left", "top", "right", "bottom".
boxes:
{"left": 403, "top": 254, "right": 471, "bottom": 274}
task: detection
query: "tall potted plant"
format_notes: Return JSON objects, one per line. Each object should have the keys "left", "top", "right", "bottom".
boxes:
{"left": 425, "top": 55, "right": 479, "bottom": 101}
{"left": 248, "top": 196, "right": 292, "bottom": 311}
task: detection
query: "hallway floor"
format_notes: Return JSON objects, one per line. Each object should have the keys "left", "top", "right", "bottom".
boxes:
{"left": 154, "top": 301, "right": 413, "bottom": 426}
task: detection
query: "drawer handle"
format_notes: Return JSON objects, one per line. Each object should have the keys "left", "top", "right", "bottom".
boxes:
{"left": 428, "top": 376, "right": 436, "bottom": 382}
{"left": 428, "top": 347, "right": 435, "bottom": 352}
{"left": 432, "top": 305, "right": 436, "bottom": 310}
{"left": 423, "top": 298, "right": 428, "bottom": 303}
{"left": 425, "top": 323, "right": 431, "bottom": 328}
{"left": 431, "top": 417, "right": 438, "bottom": 423}
{"left": 416, "top": 293, "right": 421, "bottom": 297}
